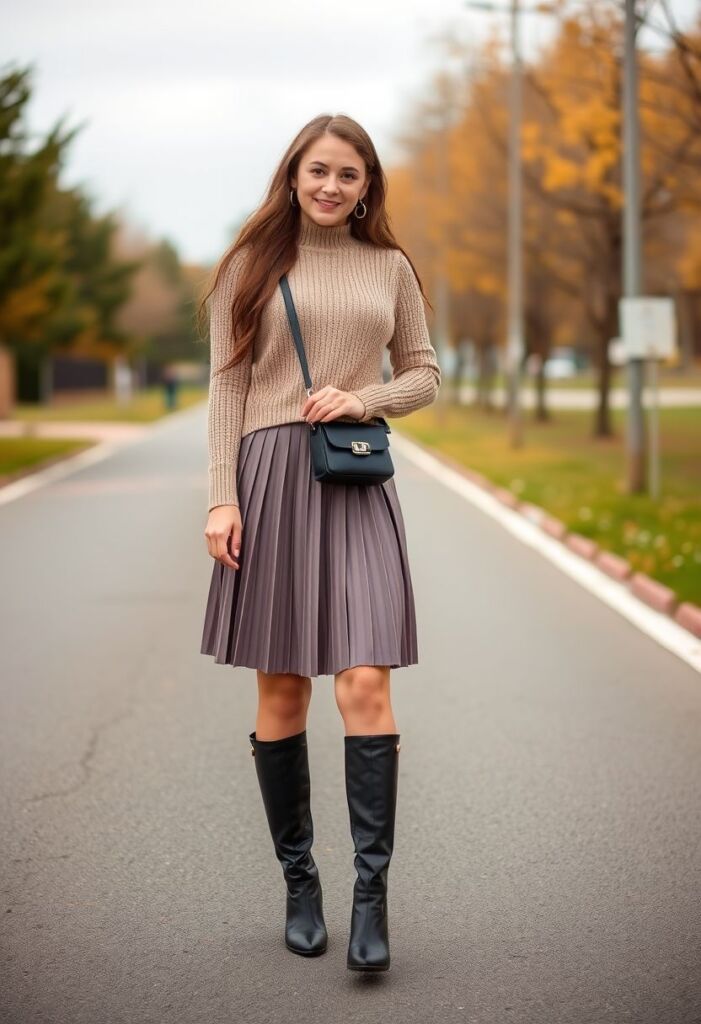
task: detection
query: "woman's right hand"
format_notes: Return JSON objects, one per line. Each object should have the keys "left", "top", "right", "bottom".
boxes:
{"left": 204, "top": 504, "right": 242, "bottom": 570}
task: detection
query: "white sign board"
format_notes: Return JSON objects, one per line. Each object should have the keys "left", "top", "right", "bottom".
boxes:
{"left": 618, "top": 297, "right": 677, "bottom": 360}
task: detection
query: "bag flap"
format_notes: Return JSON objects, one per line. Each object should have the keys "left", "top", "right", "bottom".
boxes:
{"left": 317, "top": 421, "right": 390, "bottom": 453}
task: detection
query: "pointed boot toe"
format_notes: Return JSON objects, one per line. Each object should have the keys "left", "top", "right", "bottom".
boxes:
{"left": 347, "top": 902, "right": 390, "bottom": 970}
{"left": 285, "top": 878, "right": 328, "bottom": 955}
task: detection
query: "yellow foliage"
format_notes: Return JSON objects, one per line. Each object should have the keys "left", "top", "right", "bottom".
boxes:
{"left": 0, "top": 273, "right": 54, "bottom": 341}
{"left": 583, "top": 149, "right": 618, "bottom": 189}
{"left": 677, "top": 224, "right": 701, "bottom": 289}
{"left": 474, "top": 272, "right": 502, "bottom": 296}
{"left": 555, "top": 209, "right": 577, "bottom": 226}
{"left": 543, "top": 155, "right": 581, "bottom": 191}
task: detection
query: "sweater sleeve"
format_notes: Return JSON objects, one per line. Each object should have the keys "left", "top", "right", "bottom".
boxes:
{"left": 207, "top": 249, "right": 253, "bottom": 512}
{"left": 348, "top": 250, "right": 441, "bottom": 422}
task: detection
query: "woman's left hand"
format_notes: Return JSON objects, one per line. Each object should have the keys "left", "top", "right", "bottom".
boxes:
{"left": 301, "top": 386, "right": 366, "bottom": 423}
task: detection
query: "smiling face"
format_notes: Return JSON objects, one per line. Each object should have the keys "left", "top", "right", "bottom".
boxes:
{"left": 291, "top": 133, "right": 370, "bottom": 229}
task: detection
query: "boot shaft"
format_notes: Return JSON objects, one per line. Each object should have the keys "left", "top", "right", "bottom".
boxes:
{"left": 344, "top": 732, "right": 400, "bottom": 972}
{"left": 344, "top": 734, "right": 400, "bottom": 887}
{"left": 249, "top": 729, "right": 316, "bottom": 883}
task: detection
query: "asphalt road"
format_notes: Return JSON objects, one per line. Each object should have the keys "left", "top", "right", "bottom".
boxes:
{"left": 2, "top": 403, "right": 700, "bottom": 1024}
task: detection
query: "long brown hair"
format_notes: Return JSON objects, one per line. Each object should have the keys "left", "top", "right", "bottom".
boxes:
{"left": 197, "top": 112, "right": 433, "bottom": 376}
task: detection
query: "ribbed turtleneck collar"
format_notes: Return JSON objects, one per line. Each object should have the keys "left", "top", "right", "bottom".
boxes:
{"left": 297, "top": 213, "right": 355, "bottom": 251}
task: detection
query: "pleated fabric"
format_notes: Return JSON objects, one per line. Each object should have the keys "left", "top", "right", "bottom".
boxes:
{"left": 200, "top": 421, "right": 419, "bottom": 677}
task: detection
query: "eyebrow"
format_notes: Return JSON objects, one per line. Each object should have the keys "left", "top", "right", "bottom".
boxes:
{"left": 308, "top": 161, "right": 360, "bottom": 172}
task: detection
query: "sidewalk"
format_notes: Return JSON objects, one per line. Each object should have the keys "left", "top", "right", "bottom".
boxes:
{"left": 0, "top": 420, "right": 149, "bottom": 442}
{"left": 458, "top": 385, "right": 701, "bottom": 408}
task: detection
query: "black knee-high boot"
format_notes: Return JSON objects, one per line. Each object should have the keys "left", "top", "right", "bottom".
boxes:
{"left": 344, "top": 733, "right": 400, "bottom": 972}
{"left": 249, "top": 729, "right": 328, "bottom": 956}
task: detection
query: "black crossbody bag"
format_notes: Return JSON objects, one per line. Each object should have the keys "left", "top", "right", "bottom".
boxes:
{"left": 279, "top": 274, "right": 394, "bottom": 486}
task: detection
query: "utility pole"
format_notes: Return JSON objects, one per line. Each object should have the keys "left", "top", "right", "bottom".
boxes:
{"left": 433, "top": 106, "right": 454, "bottom": 409}
{"left": 505, "top": 0, "right": 524, "bottom": 447}
{"left": 622, "top": 0, "right": 647, "bottom": 493}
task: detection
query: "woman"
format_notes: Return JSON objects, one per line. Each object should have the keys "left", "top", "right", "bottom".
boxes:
{"left": 199, "top": 113, "right": 441, "bottom": 972}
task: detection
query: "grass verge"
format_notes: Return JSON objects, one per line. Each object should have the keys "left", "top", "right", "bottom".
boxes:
{"left": 0, "top": 437, "right": 95, "bottom": 488}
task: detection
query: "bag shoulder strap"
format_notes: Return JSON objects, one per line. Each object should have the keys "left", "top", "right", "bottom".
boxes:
{"left": 279, "top": 275, "right": 312, "bottom": 392}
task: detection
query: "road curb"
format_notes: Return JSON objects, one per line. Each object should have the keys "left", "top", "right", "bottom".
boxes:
{"left": 676, "top": 603, "right": 701, "bottom": 638}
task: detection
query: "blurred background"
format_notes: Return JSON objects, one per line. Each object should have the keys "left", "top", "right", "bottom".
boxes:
{"left": 2, "top": 0, "right": 700, "bottom": 606}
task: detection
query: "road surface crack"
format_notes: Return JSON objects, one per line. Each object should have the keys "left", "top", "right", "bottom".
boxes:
{"left": 24, "top": 706, "right": 134, "bottom": 805}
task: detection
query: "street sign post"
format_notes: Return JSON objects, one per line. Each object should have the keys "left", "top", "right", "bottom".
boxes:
{"left": 618, "top": 297, "right": 678, "bottom": 499}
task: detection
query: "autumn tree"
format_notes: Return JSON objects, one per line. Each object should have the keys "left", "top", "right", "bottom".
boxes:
{"left": 388, "top": 3, "right": 701, "bottom": 436}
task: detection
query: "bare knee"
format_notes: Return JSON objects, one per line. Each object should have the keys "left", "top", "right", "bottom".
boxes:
{"left": 257, "top": 671, "right": 311, "bottom": 724}
{"left": 334, "top": 666, "right": 391, "bottom": 728}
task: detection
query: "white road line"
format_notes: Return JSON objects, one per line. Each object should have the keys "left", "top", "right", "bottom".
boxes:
{"left": 391, "top": 430, "right": 701, "bottom": 676}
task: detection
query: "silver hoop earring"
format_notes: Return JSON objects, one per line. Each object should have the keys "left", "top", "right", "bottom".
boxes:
{"left": 290, "top": 188, "right": 298, "bottom": 207}
{"left": 353, "top": 197, "right": 367, "bottom": 219}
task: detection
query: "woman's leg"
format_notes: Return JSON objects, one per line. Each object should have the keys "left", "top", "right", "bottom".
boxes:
{"left": 255, "top": 670, "right": 312, "bottom": 740}
{"left": 334, "top": 665, "right": 401, "bottom": 972}
{"left": 333, "top": 664, "right": 396, "bottom": 735}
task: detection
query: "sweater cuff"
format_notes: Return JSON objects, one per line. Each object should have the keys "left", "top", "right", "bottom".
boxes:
{"left": 347, "top": 384, "right": 389, "bottom": 422}
{"left": 208, "top": 464, "right": 239, "bottom": 512}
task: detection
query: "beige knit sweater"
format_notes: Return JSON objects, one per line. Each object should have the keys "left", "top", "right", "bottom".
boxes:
{"left": 206, "top": 215, "right": 441, "bottom": 511}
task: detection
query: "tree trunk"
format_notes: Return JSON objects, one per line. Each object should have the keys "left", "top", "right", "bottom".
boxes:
{"left": 534, "top": 354, "right": 550, "bottom": 422}
{"left": 593, "top": 298, "right": 619, "bottom": 438}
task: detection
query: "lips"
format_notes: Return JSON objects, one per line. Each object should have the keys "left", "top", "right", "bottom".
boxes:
{"left": 315, "top": 198, "right": 339, "bottom": 208}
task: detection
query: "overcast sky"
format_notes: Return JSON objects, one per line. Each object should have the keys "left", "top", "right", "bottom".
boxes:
{"left": 5, "top": 0, "right": 700, "bottom": 266}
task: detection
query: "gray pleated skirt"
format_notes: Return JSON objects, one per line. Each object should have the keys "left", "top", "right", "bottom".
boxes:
{"left": 200, "top": 421, "right": 419, "bottom": 677}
